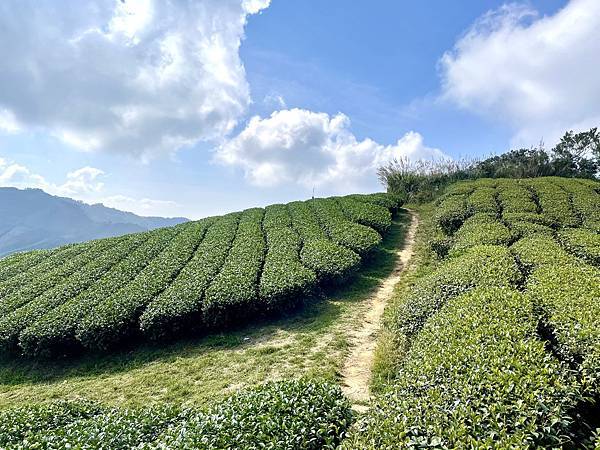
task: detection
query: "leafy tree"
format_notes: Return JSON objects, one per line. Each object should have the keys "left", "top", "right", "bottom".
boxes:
{"left": 551, "top": 128, "right": 599, "bottom": 178}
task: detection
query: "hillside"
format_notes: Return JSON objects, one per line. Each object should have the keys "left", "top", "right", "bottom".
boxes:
{"left": 0, "top": 192, "right": 401, "bottom": 359}
{"left": 0, "top": 187, "right": 187, "bottom": 257}
{"left": 1, "top": 178, "right": 599, "bottom": 448}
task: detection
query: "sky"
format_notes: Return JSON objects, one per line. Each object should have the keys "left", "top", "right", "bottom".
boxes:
{"left": 0, "top": 0, "right": 598, "bottom": 219}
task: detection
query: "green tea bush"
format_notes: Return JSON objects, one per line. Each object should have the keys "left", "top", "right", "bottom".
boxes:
{"left": 312, "top": 198, "right": 382, "bottom": 255}
{"left": 347, "top": 288, "right": 579, "bottom": 448}
{"left": 508, "top": 220, "right": 555, "bottom": 239}
{"left": 527, "top": 264, "right": 600, "bottom": 394}
{"left": 23, "top": 405, "right": 182, "bottom": 450}
{"left": 202, "top": 208, "right": 266, "bottom": 326}
{"left": 150, "top": 379, "right": 352, "bottom": 450}
{"left": 389, "top": 245, "right": 522, "bottom": 339}
{"left": 336, "top": 197, "right": 392, "bottom": 233}
{"left": 0, "top": 193, "right": 398, "bottom": 358}
{"left": 553, "top": 178, "right": 600, "bottom": 229}
{"left": 433, "top": 194, "right": 473, "bottom": 235}
{"left": 346, "top": 192, "right": 403, "bottom": 210}
{"left": 530, "top": 178, "right": 580, "bottom": 227}
{"left": 0, "top": 249, "right": 54, "bottom": 284}
{"left": 0, "top": 400, "right": 103, "bottom": 448}
{"left": 300, "top": 239, "right": 360, "bottom": 282}
{"left": 497, "top": 181, "right": 538, "bottom": 213}
{"left": 0, "top": 380, "right": 352, "bottom": 450}
{"left": 557, "top": 228, "right": 600, "bottom": 265}
{"left": 259, "top": 226, "right": 316, "bottom": 310}
{"left": 511, "top": 235, "right": 579, "bottom": 271}
{"left": 0, "top": 234, "right": 143, "bottom": 353}
{"left": 448, "top": 214, "right": 514, "bottom": 256}
{"left": 0, "top": 241, "right": 99, "bottom": 314}
{"left": 20, "top": 228, "right": 178, "bottom": 357}
{"left": 139, "top": 215, "right": 237, "bottom": 340}
{"left": 289, "top": 200, "right": 361, "bottom": 281}
{"left": 76, "top": 220, "right": 213, "bottom": 351}
{"left": 466, "top": 186, "right": 498, "bottom": 213}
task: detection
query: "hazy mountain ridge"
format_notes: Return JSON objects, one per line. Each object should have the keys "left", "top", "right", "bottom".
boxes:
{"left": 0, "top": 187, "right": 188, "bottom": 257}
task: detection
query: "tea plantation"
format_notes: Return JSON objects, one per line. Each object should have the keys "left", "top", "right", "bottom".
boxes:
{"left": 346, "top": 176, "right": 600, "bottom": 448}
{"left": 2, "top": 177, "right": 600, "bottom": 448}
{"left": 0, "top": 193, "right": 401, "bottom": 358}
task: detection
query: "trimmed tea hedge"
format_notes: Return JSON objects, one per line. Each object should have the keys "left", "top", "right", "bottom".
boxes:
{"left": 0, "top": 193, "right": 400, "bottom": 357}
{"left": 557, "top": 227, "right": 600, "bottom": 266}
{"left": 347, "top": 288, "right": 579, "bottom": 448}
{"left": 139, "top": 214, "right": 238, "bottom": 340}
{"left": 76, "top": 219, "right": 214, "bottom": 351}
{"left": 19, "top": 227, "right": 179, "bottom": 357}
{"left": 353, "top": 177, "right": 600, "bottom": 448}
{"left": 0, "top": 379, "right": 352, "bottom": 450}
{"left": 0, "top": 234, "right": 147, "bottom": 353}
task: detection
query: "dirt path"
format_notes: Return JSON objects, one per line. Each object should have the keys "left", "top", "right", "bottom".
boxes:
{"left": 340, "top": 211, "right": 419, "bottom": 410}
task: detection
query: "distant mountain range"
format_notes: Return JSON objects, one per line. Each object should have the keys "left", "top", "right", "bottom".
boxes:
{"left": 0, "top": 187, "right": 188, "bottom": 257}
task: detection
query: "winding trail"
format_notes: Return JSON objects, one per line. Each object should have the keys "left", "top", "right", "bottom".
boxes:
{"left": 341, "top": 210, "right": 419, "bottom": 410}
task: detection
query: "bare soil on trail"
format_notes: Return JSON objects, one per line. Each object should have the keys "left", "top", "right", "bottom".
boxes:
{"left": 340, "top": 211, "right": 419, "bottom": 410}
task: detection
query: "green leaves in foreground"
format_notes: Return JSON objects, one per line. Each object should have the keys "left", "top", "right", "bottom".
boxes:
{"left": 0, "top": 380, "right": 352, "bottom": 450}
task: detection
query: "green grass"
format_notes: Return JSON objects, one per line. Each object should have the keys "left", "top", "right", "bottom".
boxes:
{"left": 0, "top": 211, "right": 410, "bottom": 409}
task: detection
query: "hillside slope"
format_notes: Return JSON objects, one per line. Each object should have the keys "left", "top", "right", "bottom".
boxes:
{"left": 0, "top": 192, "right": 401, "bottom": 359}
{"left": 347, "top": 176, "right": 600, "bottom": 448}
{"left": 0, "top": 187, "right": 187, "bottom": 256}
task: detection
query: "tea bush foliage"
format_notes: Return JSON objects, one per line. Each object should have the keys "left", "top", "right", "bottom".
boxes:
{"left": 350, "top": 176, "right": 600, "bottom": 448}
{"left": 0, "top": 193, "right": 401, "bottom": 358}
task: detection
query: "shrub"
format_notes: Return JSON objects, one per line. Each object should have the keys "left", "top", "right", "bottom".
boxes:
{"left": 0, "top": 241, "right": 98, "bottom": 314}
{"left": 557, "top": 227, "right": 600, "bottom": 265}
{"left": 139, "top": 215, "right": 238, "bottom": 340}
{"left": 526, "top": 263, "right": 600, "bottom": 395}
{"left": 448, "top": 219, "right": 514, "bottom": 256}
{"left": 529, "top": 178, "right": 580, "bottom": 227}
{"left": 259, "top": 226, "right": 316, "bottom": 311}
{"left": 300, "top": 239, "right": 360, "bottom": 283}
{"left": 433, "top": 194, "right": 473, "bottom": 235}
{"left": 0, "top": 248, "right": 54, "bottom": 284}
{"left": 466, "top": 186, "right": 498, "bottom": 213}
{"left": 311, "top": 198, "right": 382, "bottom": 255}
{"left": 346, "top": 288, "right": 579, "bottom": 448}
{"left": 389, "top": 245, "right": 522, "bottom": 339}
{"left": 511, "top": 235, "right": 579, "bottom": 271}
{"left": 150, "top": 379, "right": 353, "bottom": 450}
{"left": 508, "top": 221, "right": 555, "bottom": 239}
{"left": 0, "top": 400, "right": 103, "bottom": 448}
{"left": 24, "top": 405, "right": 182, "bottom": 449}
{"left": 497, "top": 181, "right": 538, "bottom": 213}
{"left": 19, "top": 227, "right": 178, "bottom": 357}
{"left": 0, "top": 234, "right": 144, "bottom": 354}
{"left": 202, "top": 208, "right": 266, "bottom": 326}
{"left": 76, "top": 220, "right": 213, "bottom": 351}
{"left": 336, "top": 197, "right": 392, "bottom": 233}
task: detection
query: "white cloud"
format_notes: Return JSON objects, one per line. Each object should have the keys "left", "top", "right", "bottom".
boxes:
{"left": 0, "top": 156, "right": 179, "bottom": 216}
{"left": 0, "top": 109, "right": 21, "bottom": 134}
{"left": 101, "top": 194, "right": 181, "bottom": 216}
{"left": 215, "top": 108, "right": 447, "bottom": 191}
{"left": 0, "top": 158, "right": 104, "bottom": 198}
{"left": 440, "top": 0, "right": 600, "bottom": 147}
{"left": 0, "top": 0, "right": 270, "bottom": 158}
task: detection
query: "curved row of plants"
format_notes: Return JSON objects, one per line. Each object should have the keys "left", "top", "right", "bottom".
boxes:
{"left": 347, "top": 176, "right": 600, "bottom": 448}
{"left": 0, "top": 193, "right": 402, "bottom": 358}
{"left": 0, "top": 379, "right": 353, "bottom": 450}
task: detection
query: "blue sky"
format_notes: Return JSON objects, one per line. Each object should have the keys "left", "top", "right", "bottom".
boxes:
{"left": 0, "top": 0, "right": 597, "bottom": 219}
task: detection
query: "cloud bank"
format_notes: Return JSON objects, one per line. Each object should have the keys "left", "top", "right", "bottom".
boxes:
{"left": 0, "top": 0, "right": 269, "bottom": 158}
{"left": 216, "top": 108, "right": 446, "bottom": 191}
{"left": 440, "top": 0, "right": 600, "bottom": 146}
